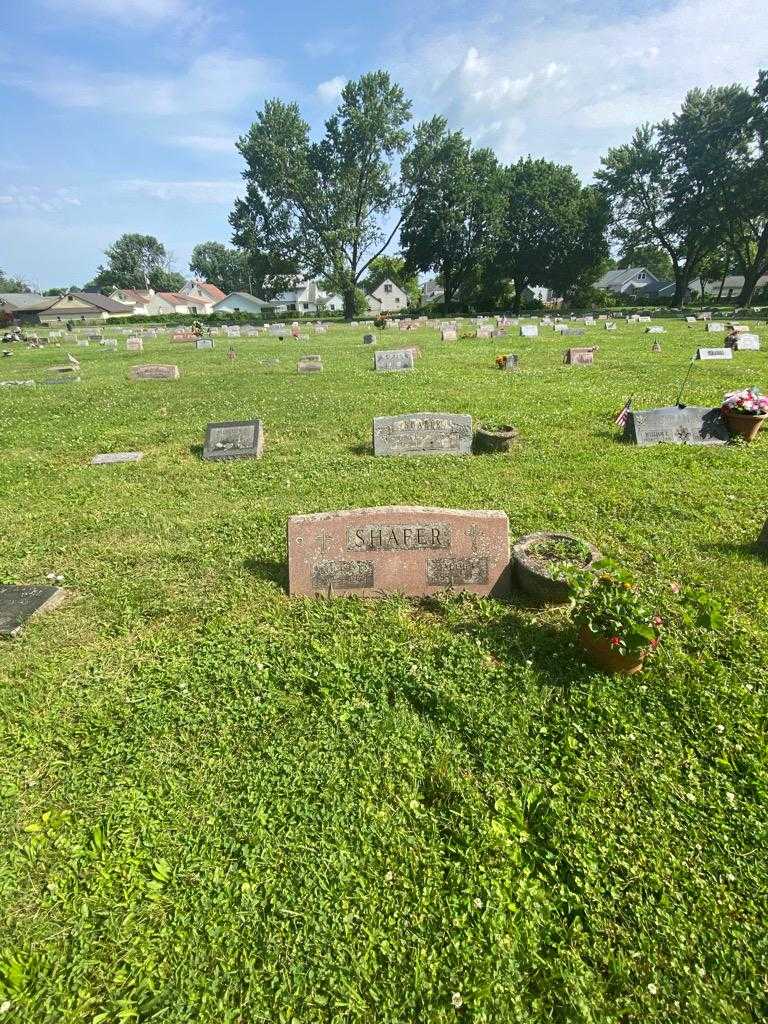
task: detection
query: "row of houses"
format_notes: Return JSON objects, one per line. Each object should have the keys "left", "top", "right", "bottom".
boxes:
{"left": 595, "top": 267, "right": 768, "bottom": 300}
{"left": 0, "top": 275, "right": 412, "bottom": 323}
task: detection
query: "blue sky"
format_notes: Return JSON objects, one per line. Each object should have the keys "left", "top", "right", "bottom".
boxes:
{"left": 2, "top": 0, "right": 766, "bottom": 289}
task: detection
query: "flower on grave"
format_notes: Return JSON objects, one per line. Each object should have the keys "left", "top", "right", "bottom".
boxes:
{"left": 722, "top": 387, "right": 768, "bottom": 416}
{"left": 610, "top": 636, "right": 622, "bottom": 648}
{"left": 451, "top": 992, "right": 464, "bottom": 1009}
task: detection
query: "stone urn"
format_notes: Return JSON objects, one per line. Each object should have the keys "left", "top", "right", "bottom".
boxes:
{"left": 578, "top": 628, "right": 647, "bottom": 675}
{"left": 474, "top": 424, "right": 519, "bottom": 454}
{"left": 512, "top": 531, "right": 601, "bottom": 604}
{"left": 723, "top": 410, "right": 766, "bottom": 442}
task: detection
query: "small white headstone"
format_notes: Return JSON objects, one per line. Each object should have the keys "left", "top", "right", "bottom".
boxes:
{"left": 520, "top": 325, "right": 538, "bottom": 338}
{"left": 734, "top": 334, "right": 760, "bottom": 350}
{"left": 697, "top": 347, "right": 732, "bottom": 360}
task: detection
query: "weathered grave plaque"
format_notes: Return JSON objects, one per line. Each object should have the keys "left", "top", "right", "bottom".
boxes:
{"left": 623, "top": 405, "right": 729, "bottom": 446}
{"left": 373, "top": 413, "right": 472, "bottom": 456}
{"left": 734, "top": 334, "right": 761, "bottom": 350}
{"left": 203, "top": 420, "right": 264, "bottom": 461}
{"left": 298, "top": 355, "right": 323, "bottom": 373}
{"left": 564, "top": 347, "right": 594, "bottom": 365}
{"left": 0, "top": 380, "right": 35, "bottom": 388}
{"left": 563, "top": 328, "right": 585, "bottom": 337}
{"left": 520, "top": 325, "right": 538, "bottom": 337}
{"left": 126, "top": 338, "right": 144, "bottom": 353}
{"left": 0, "top": 585, "right": 66, "bottom": 638}
{"left": 130, "top": 364, "right": 180, "bottom": 380}
{"left": 697, "top": 347, "right": 732, "bottom": 361}
{"left": 605, "top": 322, "right": 617, "bottom": 331}
{"left": 441, "top": 329, "right": 457, "bottom": 341}
{"left": 77, "top": 339, "right": 90, "bottom": 347}
{"left": 647, "top": 326, "right": 665, "bottom": 334}
{"left": 196, "top": 338, "right": 214, "bottom": 350}
{"left": 706, "top": 322, "right": 725, "bottom": 333}
{"left": 375, "top": 350, "right": 413, "bottom": 372}
{"left": 477, "top": 327, "right": 493, "bottom": 339}
{"left": 287, "top": 506, "right": 510, "bottom": 598}
{"left": 91, "top": 452, "right": 143, "bottom": 465}
{"left": 101, "top": 339, "right": 117, "bottom": 350}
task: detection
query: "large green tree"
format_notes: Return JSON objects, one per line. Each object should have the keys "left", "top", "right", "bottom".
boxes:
{"left": 617, "top": 244, "right": 674, "bottom": 280}
{"left": 661, "top": 79, "right": 768, "bottom": 305}
{"left": 89, "top": 234, "right": 185, "bottom": 292}
{"left": 0, "top": 270, "right": 30, "bottom": 293}
{"left": 231, "top": 71, "right": 411, "bottom": 318}
{"left": 360, "top": 255, "right": 420, "bottom": 306}
{"left": 189, "top": 242, "right": 251, "bottom": 295}
{"left": 493, "top": 158, "right": 609, "bottom": 313}
{"left": 596, "top": 124, "right": 716, "bottom": 307}
{"left": 400, "top": 117, "right": 503, "bottom": 307}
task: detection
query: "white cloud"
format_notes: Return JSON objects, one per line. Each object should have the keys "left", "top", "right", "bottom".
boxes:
{"left": 0, "top": 186, "right": 81, "bottom": 213}
{"left": 45, "top": 0, "right": 193, "bottom": 24}
{"left": 3, "top": 50, "right": 279, "bottom": 117}
{"left": 115, "top": 179, "right": 240, "bottom": 204}
{"left": 316, "top": 76, "right": 347, "bottom": 103}
{"left": 169, "top": 134, "right": 236, "bottom": 153}
{"left": 389, "top": 0, "right": 768, "bottom": 177}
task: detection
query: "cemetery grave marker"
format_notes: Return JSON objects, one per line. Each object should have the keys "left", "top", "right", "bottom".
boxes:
{"left": 605, "top": 322, "right": 617, "bottom": 331}
{"left": 734, "top": 334, "right": 761, "bottom": 350}
{"left": 706, "top": 322, "right": 725, "bottom": 333}
{"left": 196, "top": 338, "right": 214, "bottom": 350}
{"left": 0, "top": 380, "right": 35, "bottom": 388}
{"left": 564, "top": 347, "right": 595, "bottom": 365}
{"left": 441, "top": 329, "right": 457, "bottom": 341}
{"left": 130, "top": 364, "right": 180, "bottom": 381}
{"left": 91, "top": 452, "right": 143, "bottom": 465}
{"left": 287, "top": 506, "right": 511, "bottom": 598}
{"left": 520, "top": 325, "right": 538, "bottom": 337}
{"left": 624, "top": 406, "right": 730, "bottom": 446}
{"left": 77, "top": 340, "right": 90, "bottom": 347}
{"left": 647, "top": 326, "right": 665, "bottom": 334}
{"left": 203, "top": 420, "right": 264, "bottom": 461}
{"left": 697, "top": 347, "right": 733, "bottom": 361}
{"left": 298, "top": 355, "right": 323, "bottom": 373}
{"left": 375, "top": 350, "right": 414, "bottom": 372}
{"left": 126, "top": 338, "right": 143, "bottom": 353}
{"left": 373, "top": 413, "right": 473, "bottom": 456}
{"left": 363, "top": 334, "right": 377, "bottom": 345}
{"left": 497, "top": 354, "right": 519, "bottom": 371}
{"left": 562, "top": 328, "right": 586, "bottom": 338}
{"left": 0, "top": 585, "right": 66, "bottom": 638}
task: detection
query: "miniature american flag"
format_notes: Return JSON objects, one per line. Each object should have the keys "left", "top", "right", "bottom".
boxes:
{"left": 614, "top": 397, "right": 633, "bottom": 428}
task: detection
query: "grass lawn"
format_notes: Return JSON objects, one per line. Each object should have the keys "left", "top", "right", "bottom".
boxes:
{"left": 1, "top": 319, "right": 767, "bottom": 1023}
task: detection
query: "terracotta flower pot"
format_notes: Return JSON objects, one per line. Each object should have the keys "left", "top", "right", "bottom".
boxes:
{"left": 723, "top": 411, "right": 766, "bottom": 442}
{"left": 578, "top": 627, "right": 647, "bottom": 675}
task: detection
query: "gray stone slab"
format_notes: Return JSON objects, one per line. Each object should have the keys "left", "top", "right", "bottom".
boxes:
{"left": 562, "top": 328, "right": 586, "bottom": 337}
{"left": 375, "top": 349, "right": 414, "bottom": 372}
{"left": 734, "top": 335, "right": 760, "bottom": 350}
{"left": 298, "top": 355, "right": 323, "bottom": 373}
{"left": 130, "top": 364, "right": 180, "bottom": 380}
{"left": 203, "top": 419, "right": 264, "bottom": 461}
{"left": 0, "top": 585, "right": 66, "bottom": 638}
{"left": 91, "top": 452, "right": 143, "bottom": 465}
{"left": 564, "top": 347, "right": 593, "bottom": 364}
{"left": 196, "top": 338, "right": 214, "bottom": 349}
{"left": 697, "top": 347, "right": 732, "bottom": 360}
{"left": 373, "top": 413, "right": 473, "bottom": 456}
{"left": 623, "top": 405, "right": 730, "bottom": 446}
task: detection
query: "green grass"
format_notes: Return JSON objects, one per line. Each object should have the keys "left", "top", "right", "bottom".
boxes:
{"left": 1, "top": 320, "right": 767, "bottom": 1023}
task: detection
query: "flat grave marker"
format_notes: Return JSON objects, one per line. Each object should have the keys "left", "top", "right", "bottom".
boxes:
{"left": 126, "top": 338, "right": 143, "bottom": 353}
{"left": 375, "top": 349, "right": 414, "bottom": 372}
{"left": 734, "top": 334, "right": 761, "bottom": 350}
{"left": 441, "top": 329, "right": 457, "bottom": 341}
{"left": 298, "top": 355, "right": 323, "bottom": 373}
{"left": 287, "top": 506, "right": 511, "bottom": 599}
{"left": 706, "top": 322, "right": 725, "bottom": 333}
{"left": 203, "top": 419, "right": 264, "bottom": 461}
{"left": 564, "top": 347, "right": 594, "bottom": 364}
{"left": 196, "top": 338, "right": 214, "bottom": 350}
{"left": 91, "top": 452, "right": 143, "bottom": 465}
{"left": 373, "top": 413, "right": 473, "bottom": 456}
{"left": 697, "top": 347, "right": 732, "bottom": 361}
{"left": 130, "top": 364, "right": 180, "bottom": 381}
{"left": 624, "top": 405, "right": 730, "bottom": 446}
{"left": 0, "top": 585, "right": 66, "bottom": 638}
{"left": 520, "top": 325, "right": 538, "bottom": 337}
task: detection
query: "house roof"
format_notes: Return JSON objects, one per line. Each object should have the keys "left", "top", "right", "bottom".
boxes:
{"left": 0, "top": 292, "right": 47, "bottom": 309}
{"left": 595, "top": 267, "right": 660, "bottom": 291}
{"left": 213, "top": 291, "right": 272, "bottom": 307}
{"left": 157, "top": 292, "right": 195, "bottom": 308}
{"left": 113, "top": 289, "right": 152, "bottom": 303}
{"left": 695, "top": 274, "right": 768, "bottom": 292}
{"left": 196, "top": 282, "right": 226, "bottom": 302}
{"left": 68, "top": 291, "right": 133, "bottom": 313}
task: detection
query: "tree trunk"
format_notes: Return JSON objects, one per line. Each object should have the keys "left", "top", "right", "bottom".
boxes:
{"left": 343, "top": 288, "right": 358, "bottom": 320}
{"left": 737, "top": 267, "right": 762, "bottom": 306}
{"left": 672, "top": 268, "right": 687, "bottom": 308}
{"left": 512, "top": 280, "right": 525, "bottom": 315}
{"left": 717, "top": 274, "right": 726, "bottom": 302}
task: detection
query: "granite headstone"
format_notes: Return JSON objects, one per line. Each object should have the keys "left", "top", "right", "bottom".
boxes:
{"left": 373, "top": 413, "right": 473, "bottom": 456}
